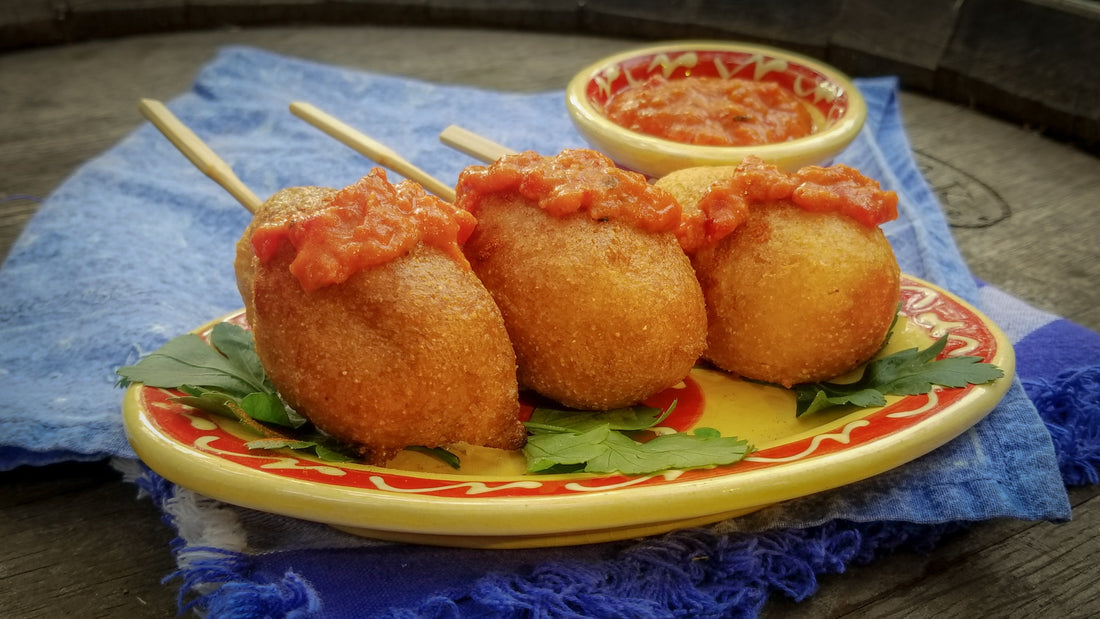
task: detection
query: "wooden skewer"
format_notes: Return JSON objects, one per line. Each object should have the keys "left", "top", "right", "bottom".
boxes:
{"left": 138, "top": 98, "right": 263, "bottom": 213}
{"left": 290, "top": 101, "right": 456, "bottom": 203}
{"left": 439, "top": 125, "right": 517, "bottom": 163}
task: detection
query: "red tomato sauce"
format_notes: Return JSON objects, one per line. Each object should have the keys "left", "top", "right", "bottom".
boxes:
{"left": 677, "top": 156, "right": 898, "bottom": 253}
{"left": 251, "top": 169, "right": 475, "bottom": 292}
{"left": 455, "top": 149, "right": 682, "bottom": 233}
{"left": 605, "top": 75, "right": 814, "bottom": 146}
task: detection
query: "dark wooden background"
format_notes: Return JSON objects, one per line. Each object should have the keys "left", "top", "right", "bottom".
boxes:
{"left": 3, "top": 0, "right": 1098, "bottom": 158}
{"left": 2, "top": 2, "right": 1099, "bottom": 617}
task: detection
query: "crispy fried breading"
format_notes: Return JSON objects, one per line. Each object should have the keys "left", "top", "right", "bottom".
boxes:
{"left": 652, "top": 166, "right": 737, "bottom": 214}
{"left": 464, "top": 193, "right": 707, "bottom": 410}
{"left": 658, "top": 164, "right": 900, "bottom": 387}
{"left": 250, "top": 242, "right": 525, "bottom": 464}
{"left": 690, "top": 203, "right": 900, "bottom": 387}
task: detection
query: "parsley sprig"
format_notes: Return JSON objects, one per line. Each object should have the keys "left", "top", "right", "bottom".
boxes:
{"left": 117, "top": 323, "right": 356, "bottom": 462}
{"left": 523, "top": 403, "right": 751, "bottom": 475}
{"left": 792, "top": 335, "right": 1004, "bottom": 416}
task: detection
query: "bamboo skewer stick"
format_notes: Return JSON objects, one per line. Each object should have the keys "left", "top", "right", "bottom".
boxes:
{"left": 138, "top": 98, "right": 263, "bottom": 213}
{"left": 289, "top": 101, "right": 456, "bottom": 203}
{"left": 439, "top": 125, "right": 518, "bottom": 163}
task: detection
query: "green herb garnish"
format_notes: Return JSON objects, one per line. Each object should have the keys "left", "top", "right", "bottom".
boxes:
{"left": 118, "top": 320, "right": 1002, "bottom": 474}
{"left": 523, "top": 402, "right": 752, "bottom": 475}
{"left": 117, "top": 322, "right": 271, "bottom": 397}
{"left": 117, "top": 323, "right": 354, "bottom": 461}
{"left": 792, "top": 335, "right": 1004, "bottom": 416}
{"left": 404, "top": 445, "right": 462, "bottom": 469}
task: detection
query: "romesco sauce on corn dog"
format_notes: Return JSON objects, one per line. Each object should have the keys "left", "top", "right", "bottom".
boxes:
{"left": 676, "top": 156, "right": 898, "bottom": 253}
{"left": 251, "top": 168, "right": 476, "bottom": 292}
{"left": 456, "top": 149, "right": 681, "bottom": 233}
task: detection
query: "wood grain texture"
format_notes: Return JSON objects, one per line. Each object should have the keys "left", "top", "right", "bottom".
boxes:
{"left": 829, "top": 0, "right": 959, "bottom": 90}
{"left": 762, "top": 485, "right": 1100, "bottom": 617}
{"left": 2, "top": 0, "right": 1098, "bottom": 155}
{"left": 0, "top": 462, "right": 178, "bottom": 618}
{"left": 937, "top": 0, "right": 1100, "bottom": 151}
{"left": 0, "top": 25, "right": 1097, "bottom": 618}
{"left": 900, "top": 91, "right": 1100, "bottom": 331}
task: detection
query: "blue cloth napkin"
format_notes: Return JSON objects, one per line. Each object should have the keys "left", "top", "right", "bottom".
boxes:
{"left": 2, "top": 47, "right": 1097, "bottom": 617}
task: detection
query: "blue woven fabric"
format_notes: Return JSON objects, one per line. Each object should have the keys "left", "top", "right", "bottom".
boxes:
{"left": 2, "top": 46, "right": 1096, "bottom": 616}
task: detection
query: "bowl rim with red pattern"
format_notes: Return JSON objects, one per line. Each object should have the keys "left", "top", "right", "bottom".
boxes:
{"left": 565, "top": 40, "right": 867, "bottom": 177}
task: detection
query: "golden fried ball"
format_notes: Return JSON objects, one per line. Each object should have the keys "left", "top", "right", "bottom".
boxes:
{"left": 651, "top": 165, "right": 737, "bottom": 213}
{"left": 657, "top": 161, "right": 900, "bottom": 387}
{"left": 692, "top": 203, "right": 899, "bottom": 386}
{"left": 250, "top": 241, "right": 525, "bottom": 464}
{"left": 463, "top": 193, "right": 707, "bottom": 410}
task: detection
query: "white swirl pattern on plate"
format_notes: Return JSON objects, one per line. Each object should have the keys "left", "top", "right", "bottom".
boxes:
{"left": 744, "top": 420, "right": 871, "bottom": 464}
{"left": 887, "top": 388, "right": 941, "bottom": 420}
{"left": 192, "top": 436, "right": 348, "bottom": 476}
{"left": 367, "top": 476, "right": 543, "bottom": 495}
{"left": 564, "top": 469, "right": 685, "bottom": 492}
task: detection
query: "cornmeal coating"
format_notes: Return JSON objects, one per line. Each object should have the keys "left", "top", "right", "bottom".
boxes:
{"left": 690, "top": 202, "right": 900, "bottom": 387}
{"left": 463, "top": 193, "right": 707, "bottom": 410}
{"left": 657, "top": 159, "right": 900, "bottom": 387}
{"left": 652, "top": 166, "right": 737, "bottom": 215}
{"left": 250, "top": 242, "right": 525, "bottom": 464}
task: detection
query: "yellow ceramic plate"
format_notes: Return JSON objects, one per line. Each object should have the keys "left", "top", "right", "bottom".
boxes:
{"left": 123, "top": 274, "right": 1013, "bottom": 548}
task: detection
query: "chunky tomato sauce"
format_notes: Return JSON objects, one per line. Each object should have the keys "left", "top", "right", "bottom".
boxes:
{"left": 455, "top": 149, "right": 682, "bottom": 233}
{"left": 605, "top": 75, "right": 814, "bottom": 146}
{"left": 678, "top": 156, "right": 898, "bottom": 253}
{"left": 251, "top": 169, "right": 475, "bottom": 292}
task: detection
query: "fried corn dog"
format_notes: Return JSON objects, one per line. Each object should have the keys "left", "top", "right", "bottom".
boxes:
{"left": 658, "top": 156, "right": 901, "bottom": 387}
{"left": 456, "top": 149, "right": 707, "bottom": 410}
{"left": 242, "top": 169, "right": 525, "bottom": 464}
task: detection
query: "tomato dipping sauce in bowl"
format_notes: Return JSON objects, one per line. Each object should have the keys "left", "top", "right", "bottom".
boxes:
{"left": 566, "top": 41, "right": 866, "bottom": 178}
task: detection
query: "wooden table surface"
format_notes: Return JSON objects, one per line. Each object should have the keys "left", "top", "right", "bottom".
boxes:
{"left": 1, "top": 26, "right": 1098, "bottom": 618}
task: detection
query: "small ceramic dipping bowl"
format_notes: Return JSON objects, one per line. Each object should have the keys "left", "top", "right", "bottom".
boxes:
{"left": 565, "top": 40, "right": 866, "bottom": 178}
